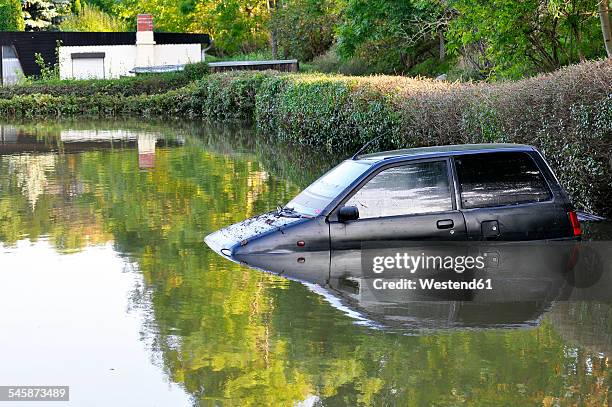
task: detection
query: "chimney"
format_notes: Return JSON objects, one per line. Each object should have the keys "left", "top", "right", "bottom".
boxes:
{"left": 137, "top": 14, "right": 154, "bottom": 33}
{"left": 136, "top": 14, "right": 156, "bottom": 68}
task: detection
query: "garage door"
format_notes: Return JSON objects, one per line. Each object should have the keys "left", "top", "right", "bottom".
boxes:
{"left": 71, "top": 53, "right": 105, "bottom": 79}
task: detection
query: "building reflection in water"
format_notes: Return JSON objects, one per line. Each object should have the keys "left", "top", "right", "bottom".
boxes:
{"left": 137, "top": 133, "right": 157, "bottom": 169}
{"left": 60, "top": 129, "right": 159, "bottom": 169}
{"left": 0, "top": 125, "right": 18, "bottom": 143}
{"left": 0, "top": 126, "right": 166, "bottom": 210}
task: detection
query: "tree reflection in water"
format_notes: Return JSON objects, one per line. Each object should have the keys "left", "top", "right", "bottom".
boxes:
{"left": 0, "top": 120, "right": 610, "bottom": 406}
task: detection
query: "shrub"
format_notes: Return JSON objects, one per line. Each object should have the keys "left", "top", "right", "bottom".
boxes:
{"left": 206, "top": 50, "right": 273, "bottom": 62}
{"left": 0, "top": 62, "right": 209, "bottom": 99}
{"left": 302, "top": 48, "right": 342, "bottom": 73}
{"left": 35, "top": 52, "right": 59, "bottom": 81}
{"left": 304, "top": 47, "right": 379, "bottom": 76}
{"left": 305, "top": 47, "right": 416, "bottom": 76}
{"left": 181, "top": 61, "right": 212, "bottom": 82}
{"left": 0, "top": 0, "right": 25, "bottom": 31}
{"left": 256, "top": 74, "right": 401, "bottom": 152}
{"left": 0, "top": 71, "right": 269, "bottom": 120}
{"left": 180, "top": 71, "right": 276, "bottom": 120}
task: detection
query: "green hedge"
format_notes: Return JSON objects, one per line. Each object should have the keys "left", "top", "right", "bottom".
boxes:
{"left": 0, "top": 61, "right": 610, "bottom": 216}
{"left": 253, "top": 63, "right": 612, "bottom": 216}
{"left": 0, "top": 71, "right": 264, "bottom": 118}
{"left": 0, "top": 62, "right": 209, "bottom": 99}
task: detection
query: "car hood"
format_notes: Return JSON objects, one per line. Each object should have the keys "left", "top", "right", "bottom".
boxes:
{"left": 205, "top": 212, "right": 303, "bottom": 258}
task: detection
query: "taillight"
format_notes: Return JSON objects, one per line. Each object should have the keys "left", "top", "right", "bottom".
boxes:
{"left": 568, "top": 211, "right": 581, "bottom": 237}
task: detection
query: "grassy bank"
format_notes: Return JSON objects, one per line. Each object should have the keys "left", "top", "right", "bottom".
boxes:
{"left": 0, "top": 60, "right": 610, "bottom": 215}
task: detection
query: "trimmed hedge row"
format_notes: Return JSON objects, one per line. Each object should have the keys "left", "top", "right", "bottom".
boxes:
{"left": 0, "top": 62, "right": 610, "bottom": 215}
{"left": 0, "top": 71, "right": 274, "bottom": 120}
{"left": 0, "top": 62, "right": 209, "bottom": 99}
{"left": 254, "top": 62, "right": 612, "bottom": 216}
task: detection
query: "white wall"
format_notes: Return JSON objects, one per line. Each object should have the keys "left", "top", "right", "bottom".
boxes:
{"left": 153, "top": 44, "right": 201, "bottom": 66}
{"left": 59, "top": 43, "right": 202, "bottom": 80}
{"left": 59, "top": 45, "right": 135, "bottom": 80}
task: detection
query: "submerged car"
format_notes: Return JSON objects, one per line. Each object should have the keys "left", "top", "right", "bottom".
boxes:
{"left": 205, "top": 143, "right": 582, "bottom": 265}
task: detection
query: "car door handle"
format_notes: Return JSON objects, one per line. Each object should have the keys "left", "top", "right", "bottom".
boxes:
{"left": 437, "top": 219, "right": 454, "bottom": 229}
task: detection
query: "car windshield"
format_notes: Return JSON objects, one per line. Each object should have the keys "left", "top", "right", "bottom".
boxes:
{"left": 285, "top": 160, "right": 372, "bottom": 216}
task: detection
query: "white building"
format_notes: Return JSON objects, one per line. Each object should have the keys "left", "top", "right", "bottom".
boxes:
{"left": 0, "top": 15, "right": 210, "bottom": 84}
{"left": 58, "top": 14, "right": 202, "bottom": 80}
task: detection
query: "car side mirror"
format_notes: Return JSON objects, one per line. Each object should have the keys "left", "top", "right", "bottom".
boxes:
{"left": 338, "top": 206, "right": 359, "bottom": 222}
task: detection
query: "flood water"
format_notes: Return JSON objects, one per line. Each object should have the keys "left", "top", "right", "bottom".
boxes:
{"left": 0, "top": 120, "right": 610, "bottom": 406}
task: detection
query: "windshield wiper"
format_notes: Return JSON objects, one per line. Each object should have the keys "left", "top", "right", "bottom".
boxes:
{"left": 275, "top": 206, "right": 312, "bottom": 219}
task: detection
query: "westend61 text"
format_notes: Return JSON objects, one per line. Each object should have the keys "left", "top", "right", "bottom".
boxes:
{"left": 372, "top": 278, "right": 493, "bottom": 291}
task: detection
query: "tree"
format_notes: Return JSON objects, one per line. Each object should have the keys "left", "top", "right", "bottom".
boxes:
{"left": 599, "top": 0, "right": 612, "bottom": 56}
{"left": 446, "top": 0, "right": 606, "bottom": 79}
{"left": 336, "top": 0, "right": 447, "bottom": 73}
{"left": 335, "top": 0, "right": 606, "bottom": 77}
{"left": 23, "top": 0, "right": 71, "bottom": 31}
{"left": 112, "top": 0, "right": 270, "bottom": 55}
{"left": 83, "top": 0, "right": 116, "bottom": 14}
{"left": 270, "top": 0, "right": 341, "bottom": 61}
{"left": 71, "top": 0, "right": 81, "bottom": 14}
{"left": 0, "top": 0, "right": 25, "bottom": 31}
{"left": 267, "top": 0, "right": 279, "bottom": 58}
{"left": 111, "top": 0, "right": 191, "bottom": 32}
{"left": 61, "top": 3, "right": 128, "bottom": 31}
{"left": 188, "top": 0, "right": 270, "bottom": 55}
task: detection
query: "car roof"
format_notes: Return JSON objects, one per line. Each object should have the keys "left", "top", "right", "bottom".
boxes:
{"left": 356, "top": 143, "right": 535, "bottom": 162}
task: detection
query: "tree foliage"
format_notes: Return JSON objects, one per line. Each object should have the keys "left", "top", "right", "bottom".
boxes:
{"left": 17, "top": 0, "right": 610, "bottom": 78}
{"left": 447, "top": 0, "right": 606, "bottom": 79}
{"left": 0, "top": 0, "right": 25, "bottom": 31}
{"left": 84, "top": 0, "right": 115, "bottom": 14}
{"left": 111, "top": 0, "right": 270, "bottom": 55}
{"left": 61, "top": 3, "right": 128, "bottom": 31}
{"left": 335, "top": 0, "right": 607, "bottom": 78}
{"left": 336, "top": 0, "right": 448, "bottom": 74}
{"left": 23, "top": 0, "right": 71, "bottom": 31}
{"left": 187, "top": 0, "right": 270, "bottom": 55}
{"left": 270, "top": 0, "right": 341, "bottom": 61}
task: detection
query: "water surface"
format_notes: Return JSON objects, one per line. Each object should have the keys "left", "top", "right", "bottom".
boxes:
{"left": 0, "top": 121, "right": 610, "bottom": 406}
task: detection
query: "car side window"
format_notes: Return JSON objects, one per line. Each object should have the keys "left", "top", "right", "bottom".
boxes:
{"left": 345, "top": 160, "right": 452, "bottom": 219}
{"left": 455, "top": 152, "right": 552, "bottom": 209}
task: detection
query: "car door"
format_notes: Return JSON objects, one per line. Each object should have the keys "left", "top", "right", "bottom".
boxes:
{"left": 453, "top": 151, "right": 574, "bottom": 292}
{"left": 453, "top": 151, "right": 568, "bottom": 241}
{"left": 328, "top": 158, "right": 467, "bottom": 277}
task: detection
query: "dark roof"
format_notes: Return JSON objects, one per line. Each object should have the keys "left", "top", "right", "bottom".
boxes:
{"left": 0, "top": 31, "right": 210, "bottom": 77}
{"left": 357, "top": 143, "right": 535, "bottom": 162}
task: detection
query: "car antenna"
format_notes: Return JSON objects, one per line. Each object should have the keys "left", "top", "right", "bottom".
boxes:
{"left": 351, "top": 136, "right": 383, "bottom": 160}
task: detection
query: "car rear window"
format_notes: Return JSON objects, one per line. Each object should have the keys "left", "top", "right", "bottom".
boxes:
{"left": 455, "top": 152, "right": 552, "bottom": 209}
